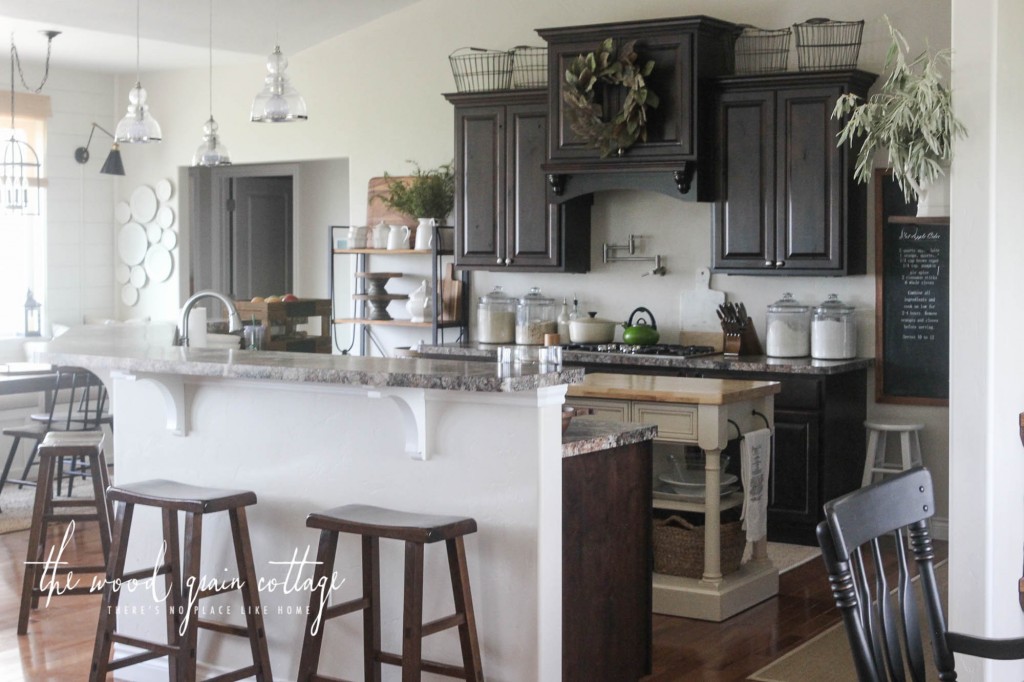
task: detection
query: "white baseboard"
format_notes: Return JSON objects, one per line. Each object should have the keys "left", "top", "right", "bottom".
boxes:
{"left": 932, "top": 516, "right": 949, "bottom": 541}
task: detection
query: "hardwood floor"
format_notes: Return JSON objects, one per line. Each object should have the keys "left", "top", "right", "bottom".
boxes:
{"left": 0, "top": 522, "right": 947, "bottom": 681}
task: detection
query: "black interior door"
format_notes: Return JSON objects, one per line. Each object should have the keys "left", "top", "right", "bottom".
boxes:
{"left": 230, "top": 176, "right": 293, "bottom": 300}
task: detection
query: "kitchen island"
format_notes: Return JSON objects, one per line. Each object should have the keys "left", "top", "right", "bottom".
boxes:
{"left": 31, "top": 325, "right": 658, "bottom": 681}
{"left": 567, "top": 372, "right": 781, "bottom": 621}
{"left": 420, "top": 343, "right": 869, "bottom": 544}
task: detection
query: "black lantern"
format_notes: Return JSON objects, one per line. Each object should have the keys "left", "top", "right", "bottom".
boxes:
{"left": 24, "top": 289, "right": 40, "bottom": 337}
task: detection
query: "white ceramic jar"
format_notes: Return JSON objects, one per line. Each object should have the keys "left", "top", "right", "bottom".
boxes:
{"left": 811, "top": 294, "right": 857, "bottom": 359}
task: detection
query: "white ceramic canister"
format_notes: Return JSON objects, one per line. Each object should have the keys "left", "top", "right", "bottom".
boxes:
{"left": 765, "top": 293, "right": 810, "bottom": 358}
{"left": 811, "top": 294, "right": 857, "bottom": 359}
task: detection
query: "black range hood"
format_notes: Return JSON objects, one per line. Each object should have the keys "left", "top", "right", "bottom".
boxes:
{"left": 537, "top": 15, "right": 739, "bottom": 202}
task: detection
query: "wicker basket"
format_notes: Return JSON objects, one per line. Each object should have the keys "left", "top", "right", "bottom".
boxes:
{"left": 734, "top": 25, "right": 791, "bottom": 75}
{"left": 653, "top": 515, "right": 745, "bottom": 579}
{"left": 793, "top": 18, "right": 864, "bottom": 71}
{"left": 512, "top": 45, "right": 547, "bottom": 89}
{"left": 449, "top": 47, "right": 513, "bottom": 92}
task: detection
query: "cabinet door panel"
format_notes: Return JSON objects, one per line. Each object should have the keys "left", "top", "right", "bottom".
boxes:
{"left": 455, "top": 106, "right": 504, "bottom": 267}
{"left": 776, "top": 86, "right": 842, "bottom": 269}
{"left": 507, "top": 103, "right": 558, "bottom": 267}
{"left": 712, "top": 90, "right": 775, "bottom": 268}
{"left": 768, "top": 410, "right": 819, "bottom": 526}
{"left": 634, "top": 402, "right": 698, "bottom": 443}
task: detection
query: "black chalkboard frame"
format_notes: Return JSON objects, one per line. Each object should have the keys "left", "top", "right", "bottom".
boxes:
{"left": 873, "top": 168, "right": 950, "bottom": 406}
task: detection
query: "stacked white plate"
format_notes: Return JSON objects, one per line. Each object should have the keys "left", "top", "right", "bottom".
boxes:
{"left": 657, "top": 470, "right": 740, "bottom": 502}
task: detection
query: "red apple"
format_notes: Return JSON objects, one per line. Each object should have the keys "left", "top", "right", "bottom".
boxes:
{"left": 281, "top": 294, "right": 298, "bottom": 302}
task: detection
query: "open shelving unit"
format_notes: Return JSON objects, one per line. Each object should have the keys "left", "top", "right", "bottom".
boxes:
{"left": 328, "top": 225, "right": 469, "bottom": 355}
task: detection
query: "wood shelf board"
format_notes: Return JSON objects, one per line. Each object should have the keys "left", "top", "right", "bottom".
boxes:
{"left": 887, "top": 216, "right": 949, "bottom": 224}
{"left": 355, "top": 272, "right": 404, "bottom": 279}
{"left": 333, "top": 318, "right": 464, "bottom": 328}
{"left": 352, "top": 294, "right": 409, "bottom": 301}
{"left": 333, "top": 248, "right": 432, "bottom": 255}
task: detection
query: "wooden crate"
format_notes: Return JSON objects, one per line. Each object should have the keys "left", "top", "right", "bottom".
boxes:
{"left": 234, "top": 299, "right": 332, "bottom": 353}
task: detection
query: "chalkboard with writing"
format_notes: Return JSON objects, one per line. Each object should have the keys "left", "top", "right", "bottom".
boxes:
{"left": 876, "top": 216, "right": 950, "bottom": 404}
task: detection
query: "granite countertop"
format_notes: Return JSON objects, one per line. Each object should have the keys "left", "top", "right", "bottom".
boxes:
{"left": 561, "top": 416, "right": 658, "bottom": 458}
{"left": 30, "top": 325, "right": 582, "bottom": 393}
{"left": 415, "top": 343, "right": 873, "bottom": 376}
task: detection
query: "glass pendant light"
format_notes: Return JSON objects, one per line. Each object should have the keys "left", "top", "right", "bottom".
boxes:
{"left": 3, "top": 31, "right": 58, "bottom": 215}
{"left": 115, "top": 0, "right": 162, "bottom": 144}
{"left": 192, "top": 0, "right": 230, "bottom": 166}
{"left": 250, "top": 41, "right": 307, "bottom": 122}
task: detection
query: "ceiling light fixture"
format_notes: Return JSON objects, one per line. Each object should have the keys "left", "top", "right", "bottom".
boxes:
{"left": 192, "top": 0, "right": 230, "bottom": 166}
{"left": 74, "top": 123, "right": 125, "bottom": 176}
{"left": 250, "top": 39, "right": 307, "bottom": 123}
{"left": 3, "top": 30, "right": 58, "bottom": 214}
{"left": 114, "top": 0, "right": 161, "bottom": 144}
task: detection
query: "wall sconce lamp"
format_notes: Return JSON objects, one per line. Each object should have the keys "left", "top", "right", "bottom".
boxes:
{"left": 74, "top": 123, "right": 125, "bottom": 176}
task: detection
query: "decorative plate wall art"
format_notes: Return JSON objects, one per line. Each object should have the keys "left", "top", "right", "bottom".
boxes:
{"left": 117, "top": 178, "right": 178, "bottom": 306}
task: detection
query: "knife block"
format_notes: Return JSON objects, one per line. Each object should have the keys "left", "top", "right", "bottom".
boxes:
{"left": 724, "top": 318, "right": 763, "bottom": 356}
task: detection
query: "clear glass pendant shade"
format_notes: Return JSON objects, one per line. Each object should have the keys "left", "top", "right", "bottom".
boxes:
{"left": 115, "top": 82, "right": 162, "bottom": 143}
{"left": 250, "top": 46, "right": 307, "bottom": 122}
{"left": 192, "top": 117, "right": 231, "bottom": 166}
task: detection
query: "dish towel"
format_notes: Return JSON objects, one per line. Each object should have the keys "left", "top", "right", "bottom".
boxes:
{"left": 740, "top": 427, "right": 772, "bottom": 543}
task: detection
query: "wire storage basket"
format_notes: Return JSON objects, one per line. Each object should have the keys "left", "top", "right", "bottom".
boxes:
{"left": 511, "top": 45, "right": 547, "bottom": 89}
{"left": 449, "top": 47, "right": 513, "bottom": 92}
{"left": 734, "top": 25, "right": 792, "bottom": 74}
{"left": 793, "top": 18, "right": 864, "bottom": 71}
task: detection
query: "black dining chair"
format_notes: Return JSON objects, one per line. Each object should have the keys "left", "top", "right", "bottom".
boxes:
{"left": 816, "top": 466, "right": 1024, "bottom": 680}
{"left": 0, "top": 367, "right": 105, "bottom": 500}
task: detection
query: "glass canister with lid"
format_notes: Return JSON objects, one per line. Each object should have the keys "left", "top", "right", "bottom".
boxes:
{"left": 515, "top": 287, "right": 557, "bottom": 345}
{"left": 476, "top": 285, "right": 516, "bottom": 344}
{"left": 811, "top": 294, "right": 857, "bottom": 359}
{"left": 765, "top": 292, "right": 810, "bottom": 357}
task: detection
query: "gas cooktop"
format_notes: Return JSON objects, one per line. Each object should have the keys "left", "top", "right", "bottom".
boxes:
{"left": 561, "top": 343, "right": 719, "bottom": 357}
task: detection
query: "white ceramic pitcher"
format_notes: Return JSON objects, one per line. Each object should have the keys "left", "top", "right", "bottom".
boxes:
{"left": 414, "top": 218, "right": 435, "bottom": 250}
{"left": 387, "top": 224, "right": 411, "bottom": 250}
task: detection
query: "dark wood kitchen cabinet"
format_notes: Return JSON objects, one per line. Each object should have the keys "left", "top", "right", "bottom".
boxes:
{"left": 711, "top": 71, "right": 876, "bottom": 275}
{"left": 445, "top": 90, "right": 591, "bottom": 272}
{"left": 537, "top": 16, "right": 737, "bottom": 201}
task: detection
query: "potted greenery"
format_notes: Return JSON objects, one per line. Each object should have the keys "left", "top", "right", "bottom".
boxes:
{"left": 379, "top": 160, "right": 455, "bottom": 223}
{"left": 833, "top": 19, "right": 967, "bottom": 216}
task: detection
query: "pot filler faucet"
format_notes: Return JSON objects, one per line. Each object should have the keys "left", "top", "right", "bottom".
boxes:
{"left": 177, "top": 290, "right": 242, "bottom": 347}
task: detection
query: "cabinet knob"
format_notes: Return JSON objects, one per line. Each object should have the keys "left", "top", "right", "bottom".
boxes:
{"left": 776, "top": 260, "right": 785, "bottom": 268}
{"left": 764, "top": 260, "right": 773, "bottom": 267}
{"left": 505, "top": 258, "right": 512, "bottom": 266}
{"left": 496, "top": 257, "right": 503, "bottom": 265}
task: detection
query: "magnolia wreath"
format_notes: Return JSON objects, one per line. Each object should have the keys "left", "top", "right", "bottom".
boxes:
{"left": 563, "top": 38, "right": 659, "bottom": 158}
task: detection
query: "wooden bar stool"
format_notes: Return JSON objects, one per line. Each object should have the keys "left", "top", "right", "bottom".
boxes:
{"left": 862, "top": 421, "right": 925, "bottom": 487}
{"left": 18, "top": 430, "right": 112, "bottom": 634}
{"left": 296, "top": 504, "right": 484, "bottom": 682}
{"left": 90, "top": 479, "right": 273, "bottom": 682}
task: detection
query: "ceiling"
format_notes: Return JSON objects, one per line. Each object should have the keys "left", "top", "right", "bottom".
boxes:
{"left": 0, "top": 0, "right": 422, "bottom": 73}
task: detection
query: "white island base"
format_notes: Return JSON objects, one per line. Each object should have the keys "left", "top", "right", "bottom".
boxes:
{"left": 75, "top": 362, "right": 572, "bottom": 682}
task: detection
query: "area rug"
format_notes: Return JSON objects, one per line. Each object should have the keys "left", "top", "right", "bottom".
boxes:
{"left": 741, "top": 541, "right": 820, "bottom": 573}
{"left": 0, "top": 483, "right": 93, "bottom": 535}
{"left": 748, "top": 561, "right": 949, "bottom": 681}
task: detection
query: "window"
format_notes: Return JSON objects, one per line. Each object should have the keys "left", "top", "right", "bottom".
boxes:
{"left": 0, "top": 97, "right": 47, "bottom": 337}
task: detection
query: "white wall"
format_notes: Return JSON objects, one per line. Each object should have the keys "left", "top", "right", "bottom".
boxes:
{"left": 949, "top": 0, "right": 1024, "bottom": 677}
{"left": 108, "top": 1, "right": 951, "bottom": 512}
{"left": 43, "top": 66, "right": 118, "bottom": 328}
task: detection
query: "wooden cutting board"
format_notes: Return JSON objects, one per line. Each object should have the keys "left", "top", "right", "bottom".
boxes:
{"left": 439, "top": 262, "right": 462, "bottom": 322}
{"left": 680, "top": 267, "right": 725, "bottom": 350}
